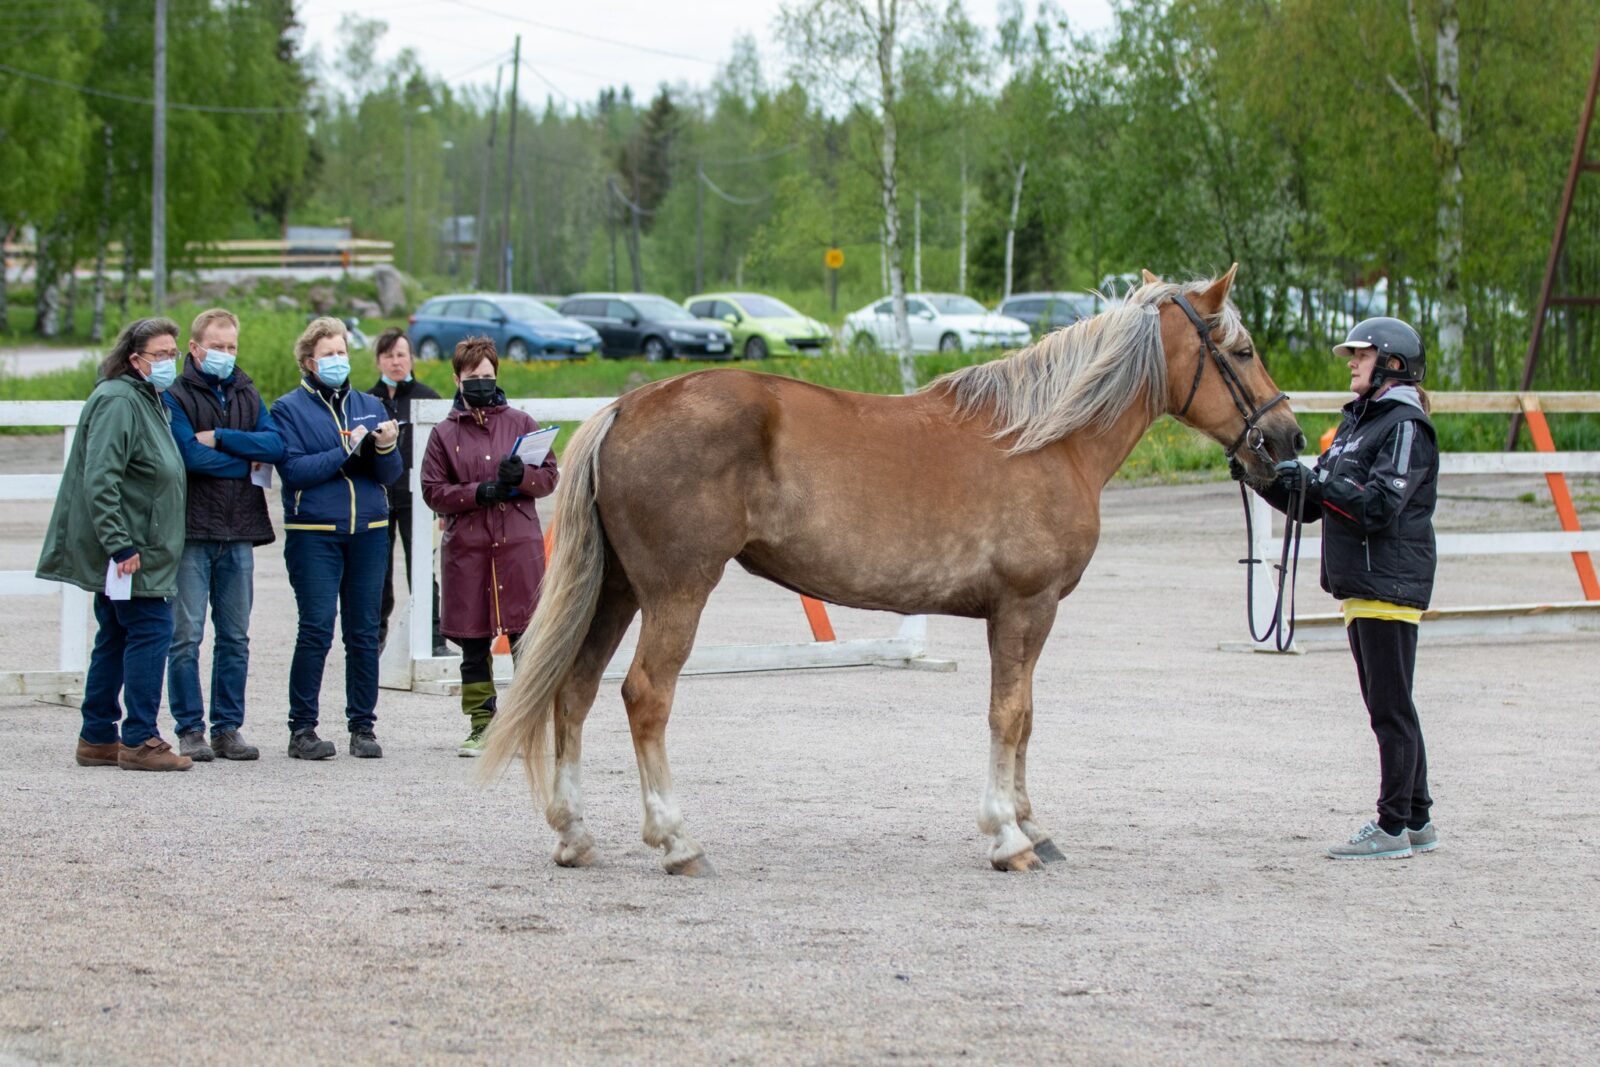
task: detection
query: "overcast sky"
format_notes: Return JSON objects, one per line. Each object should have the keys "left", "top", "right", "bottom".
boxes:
{"left": 298, "top": 0, "right": 1115, "bottom": 106}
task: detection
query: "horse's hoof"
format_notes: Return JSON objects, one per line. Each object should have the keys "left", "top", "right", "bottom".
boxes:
{"left": 991, "top": 849, "right": 1044, "bottom": 873}
{"left": 664, "top": 853, "right": 716, "bottom": 878}
{"left": 551, "top": 839, "right": 597, "bottom": 868}
{"left": 1032, "top": 838, "right": 1067, "bottom": 864}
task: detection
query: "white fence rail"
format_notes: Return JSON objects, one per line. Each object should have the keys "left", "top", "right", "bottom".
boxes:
{"left": 0, "top": 403, "right": 90, "bottom": 698}
{"left": 1237, "top": 391, "right": 1600, "bottom": 650}
{"left": 380, "top": 396, "right": 951, "bottom": 693}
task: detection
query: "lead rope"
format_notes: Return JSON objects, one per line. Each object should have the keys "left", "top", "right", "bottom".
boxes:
{"left": 1239, "top": 477, "right": 1304, "bottom": 652}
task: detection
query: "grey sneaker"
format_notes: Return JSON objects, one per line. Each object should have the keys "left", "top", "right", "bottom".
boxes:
{"left": 349, "top": 729, "right": 383, "bottom": 759}
{"left": 1327, "top": 821, "right": 1413, "bottom": 860}
{"left": 1407, "top": 822, "right": 1439, "bottom": 854}
{"left": 211, "top": 729, "right": 260, "bottom": 761}
{"left": 178, "top": 731, "right": 215, "bottom": 762}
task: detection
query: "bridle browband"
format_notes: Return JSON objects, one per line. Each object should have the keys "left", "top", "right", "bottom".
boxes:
{"left": 1171, "top": 294, "right": 1288, "bottom": 459}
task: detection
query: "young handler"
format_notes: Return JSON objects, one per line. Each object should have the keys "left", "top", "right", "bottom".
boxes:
{"left": 1244, "top": 317, "right": 1440, "bottom": 859}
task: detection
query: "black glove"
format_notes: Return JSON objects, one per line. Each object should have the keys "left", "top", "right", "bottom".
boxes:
{"left": 496, "top": 455, "right": 525, "bottom": 490}
{"left": 1228, "top": 456, "right": 1248, "bottom": 482}
{"left": 1272, "top": 459, "right": 1308, "bottom": 494}
{"left": 475, "top": 481, "right": 506, "bottom": 507}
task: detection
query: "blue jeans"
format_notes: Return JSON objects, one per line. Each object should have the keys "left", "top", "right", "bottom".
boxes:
{"left": 284, "top": 528, "right": 387, "bottom": 734}
{"left": 168, "top": 540, "right": 255, "bottom": 737}
{"left": 81, "top": 594, "right": 174, "bottom": 748}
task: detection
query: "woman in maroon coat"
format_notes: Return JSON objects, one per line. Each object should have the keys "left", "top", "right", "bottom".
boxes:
{"left": 420, "top": 336, "right": 559, "bottom": 755}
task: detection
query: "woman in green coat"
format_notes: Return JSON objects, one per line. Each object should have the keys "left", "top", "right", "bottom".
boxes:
{"left": 36, "top": 317, "right": 193, "bottom": 772}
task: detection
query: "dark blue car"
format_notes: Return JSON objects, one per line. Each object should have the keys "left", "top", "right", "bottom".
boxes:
{"left": 407, "top": 293, "right": 601, "bottom": 361}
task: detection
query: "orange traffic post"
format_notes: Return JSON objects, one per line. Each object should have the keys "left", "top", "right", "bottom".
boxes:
{"left": 800, "top": 596, "right": 836, "bottom": 642}
{"left": 1519, "top": 394, "right": 1600, "bottom": 600}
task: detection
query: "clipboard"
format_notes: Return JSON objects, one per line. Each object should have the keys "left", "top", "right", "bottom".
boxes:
{"left": 513, "top": 427, "right": 558, "bottom": 467}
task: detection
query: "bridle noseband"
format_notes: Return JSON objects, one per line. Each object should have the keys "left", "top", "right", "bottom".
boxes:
{"left": 1171, "top": 294, "right": 1287, "bottom": 460}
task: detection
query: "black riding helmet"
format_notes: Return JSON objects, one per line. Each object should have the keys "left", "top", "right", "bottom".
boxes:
{"left": 1334, "top": 317, "right": 1425, "bottom": 392}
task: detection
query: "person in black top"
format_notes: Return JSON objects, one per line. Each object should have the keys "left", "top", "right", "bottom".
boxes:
{"left": 1245, "top": 317, "right": 1440, "bottom": 861}
{"left": 367, "top": 327, "right": 445, "bottom": 655}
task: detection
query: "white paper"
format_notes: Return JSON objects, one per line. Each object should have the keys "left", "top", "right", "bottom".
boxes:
{"left": 347, "top": 425, "right": 369, "bottom": 449}
{"left": 250, "top": 463, "right": 273, "bottom": 489}
{"left": 105, "top": 559, "right": 132, "bottom": 601}
{"left": 513, "top": 427, "right": 559, "bottom": 467}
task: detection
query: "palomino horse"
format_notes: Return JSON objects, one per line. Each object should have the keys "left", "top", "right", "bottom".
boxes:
{"left": 481, "top": 266, "right": 1304, "bottom": 875}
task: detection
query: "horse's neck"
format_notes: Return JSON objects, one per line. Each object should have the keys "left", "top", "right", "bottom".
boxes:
{"left": 1063, "top": 400, "right": 1162, "bottom": 488}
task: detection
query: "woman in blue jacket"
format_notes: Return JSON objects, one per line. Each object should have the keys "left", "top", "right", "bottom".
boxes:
{"left": 272, "top": 317, "right": 402, "bottom": 760}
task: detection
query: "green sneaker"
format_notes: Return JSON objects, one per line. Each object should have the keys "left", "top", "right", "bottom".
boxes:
{"left": 458, "top": 722, "right": 489, "bottom": 758}
{"left": 1327, "top": 821, "right": 1413, "bottom": 860}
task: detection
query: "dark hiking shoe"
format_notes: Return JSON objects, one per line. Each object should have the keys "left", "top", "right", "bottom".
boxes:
{"left": 75, "top": 738, "right": 121, "bottom": 767}
{"left": 178, "top": 731, "right": 215, "bottom": 762}
{"left": 287, "top": 730, "right": 336, "bottom": 760}
{"left": 211, "top": 729, "right": 260, "bottom": 761}
{"left": 349, "top": 729, "right": 383, "bottom": 759}
{"left": 118, "top": 738, "right": 194, "bottom": 772}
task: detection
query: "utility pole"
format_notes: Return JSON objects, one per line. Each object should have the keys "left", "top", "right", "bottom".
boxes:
{"left": 694, "top": 163, "right": 704, "bottom": 293}
{"left": 501, "top": 34, "right": 521, "bottom": 291}
{"left": 474, "top": 64, "right": 503, "bottom": 289}
{"left": 151, "top": 0, "right": 167, "bottom": 311}
{"left": 606, "top": 185, "right": 617, "bottom": 289}
{"left": 404, "top": 111, "right": 414, "bottom": 275}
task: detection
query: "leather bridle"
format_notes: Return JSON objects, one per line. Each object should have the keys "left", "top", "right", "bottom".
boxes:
{"left": 1171, "top": 294, "right": 1288, "bottom": 460}
{"left": 1170, "top": 294, "right": 1302, "bottom": 651}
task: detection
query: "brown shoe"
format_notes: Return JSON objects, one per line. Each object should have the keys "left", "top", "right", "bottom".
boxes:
{"left": 118, "top": 737, "right": 194, "bottom": 772}
{"left": 75, "top": 738, "right": 121, "bottom": 767}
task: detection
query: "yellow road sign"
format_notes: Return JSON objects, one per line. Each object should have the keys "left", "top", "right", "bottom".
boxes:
{"left": 825, "top": 247, "right": 845, "bottom": 270}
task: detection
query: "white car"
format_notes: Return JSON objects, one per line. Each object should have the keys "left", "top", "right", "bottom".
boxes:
{"left": 843, "top": 293, "right": 1033, "bottom": 353}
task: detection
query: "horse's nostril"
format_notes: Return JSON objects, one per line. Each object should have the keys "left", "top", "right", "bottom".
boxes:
{"left": 1292, "top": 432, "right": 1307, "bottom": 454}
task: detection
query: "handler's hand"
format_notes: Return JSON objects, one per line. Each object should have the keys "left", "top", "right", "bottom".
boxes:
{"left": 1272, "top": 459, "right": 1308, "bottom": 493}
{"left": 373, "top": 420, "right": 399, "bottom": 448}
{"left": 195, "top": 430, "right": 217, "bottom": 448}
{"left": 1228, "top": 456, "right": 1248, "bottom": 482}
{"left": 117, "top": 553, "right": 142, "bottom": 577}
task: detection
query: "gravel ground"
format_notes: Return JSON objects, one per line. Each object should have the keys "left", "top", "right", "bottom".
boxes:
{"left": 1, "top": 433, "right": 1597, "bottom": 1066}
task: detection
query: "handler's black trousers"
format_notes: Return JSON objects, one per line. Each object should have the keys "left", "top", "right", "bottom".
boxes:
{"left": 1346, "top": 617, "right": 1432, "bottom": 833}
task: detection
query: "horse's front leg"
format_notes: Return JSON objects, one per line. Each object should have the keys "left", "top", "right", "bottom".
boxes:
{"left": 979, "top": 596, "right": 1058, "bottom": 872}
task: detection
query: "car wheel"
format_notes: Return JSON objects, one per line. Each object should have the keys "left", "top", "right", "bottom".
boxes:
{"left": 418, "top": 337, "right": 441, "bottom": 360}
{"left": 744, "top": 336, "right": 768, "bottom": 361}
{"left": 643, "top": 336, "right": 668, "bottom": 362}
{"left": 939, "top": 332, "right": 962, "bottom": 353}
{"left": 847, "top": 328, "right": 877, "bottom": 354}
{"left": 507, "top": 338, "right": 531, "bottom": 362}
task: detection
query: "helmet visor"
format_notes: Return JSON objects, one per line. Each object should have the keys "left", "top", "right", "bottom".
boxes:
{"left": 1333, "top": 339, "right": 1375, "bottom": 358}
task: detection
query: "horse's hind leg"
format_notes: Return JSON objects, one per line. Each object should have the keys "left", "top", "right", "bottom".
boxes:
{"left": 547, "top": 568, "right": 638, "bottom": 867}
{"left": 980, "top": 596, "right": 1058, "bottom": 872}
{"left": 623, "top": 589, "right": 714, "bottom": 876}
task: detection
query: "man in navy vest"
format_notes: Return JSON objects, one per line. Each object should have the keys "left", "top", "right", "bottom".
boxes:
{"left": 163, "top": 309, "right": 285, "bottom": 761}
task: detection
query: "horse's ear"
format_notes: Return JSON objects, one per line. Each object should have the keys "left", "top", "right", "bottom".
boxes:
{"left": 1191, "top": 263, "right": 1239, "bottom": 315}
{"left": 1140, "top": 268, "right": 1161, "bottom": 285}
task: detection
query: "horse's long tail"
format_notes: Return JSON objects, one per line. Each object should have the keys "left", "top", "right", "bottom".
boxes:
{"left": 478, "top": 405, "right": 619, "bottom": 804}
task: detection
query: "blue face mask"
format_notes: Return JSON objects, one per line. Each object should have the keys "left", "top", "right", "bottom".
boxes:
{"left": 200, "top": 349, "right": 236, "bottom": 380}
{"left": 142, "top": 357, "right": 177, "bottom": 392}
{"left": 380, "top": 372, "right": 413, "bottom": 387}
{"left": 315, "top": 354, "right": 351, "bottom": 388}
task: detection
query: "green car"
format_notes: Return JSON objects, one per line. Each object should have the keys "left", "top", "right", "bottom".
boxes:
{"left": 684, "top": 292, "right": 832, "bottom": 360}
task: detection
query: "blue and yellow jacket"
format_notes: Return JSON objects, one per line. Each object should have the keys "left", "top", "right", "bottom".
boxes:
{"left": 272, "top": 376, "right": 403, "bottom": 533}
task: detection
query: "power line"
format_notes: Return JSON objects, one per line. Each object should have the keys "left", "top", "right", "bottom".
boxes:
{"left": 519, "top": 59, "right": 570, "bottom": 105}
{"left": 0, "top": 60, "right": 304, "bottom": 114}
{"left": 701, "top": 142, "right": 802, "bottom": 167}
{"left": 698, "top": 169, "right": 769, "bottom": 206}
{"left": 439, "top": 0, "right": 719, "bottom": 67}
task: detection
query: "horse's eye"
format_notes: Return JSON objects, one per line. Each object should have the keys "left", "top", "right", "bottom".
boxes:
{"left": 1233, "top": 347, "right": 1254, "bottom": 361}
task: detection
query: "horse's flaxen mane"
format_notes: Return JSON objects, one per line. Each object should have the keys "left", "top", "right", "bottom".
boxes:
{"left": 929, "top": 277, "right": 1248, "bottom": 454}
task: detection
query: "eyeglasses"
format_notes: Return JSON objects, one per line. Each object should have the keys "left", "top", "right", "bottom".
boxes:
{"left": 138, "top": 349, "right": 179, "bottom": 361}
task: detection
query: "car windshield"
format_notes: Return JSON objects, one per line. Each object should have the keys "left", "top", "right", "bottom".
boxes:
{"left": 497, "top": 297, "right": 559, "bottom": 321}
{"left": 632, "top": 297, "right": 695, "bottom": 322}
{"left": 928, "top": 295, "right": 986, "bottom": 315}
{"left": 737, "top": 295, "right": 802, "bottom": 318}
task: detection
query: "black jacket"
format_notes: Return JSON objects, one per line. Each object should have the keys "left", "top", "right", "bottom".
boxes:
{"left": 367, "top": 377, "right": 441, "bottom": 512}
{"left": 1259, "top": 386, "right": 1438, "bottom": 610}
{"left": 164, "top": 361, "right": 281, "bottom": 545}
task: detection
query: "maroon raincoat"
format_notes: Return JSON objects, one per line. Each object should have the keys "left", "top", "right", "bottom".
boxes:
{"left": 420, "top": 397, "right": 559, "bottom": 638}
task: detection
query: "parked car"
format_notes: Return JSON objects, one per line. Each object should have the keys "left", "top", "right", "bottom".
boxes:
{"left": 996, "top": 292, "right": 1101, "bottom": 337}
{"left": 842, "top": 293, "right": 1031, "bottom": 353}
{"left": 407, "top": 293, "right": 601, "bottom": 362}
{"left": 683, "top": 292, "right": 832, "bottom": 360}
{"left": 558, "top": 292, "right": 734, "bottom": 361}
